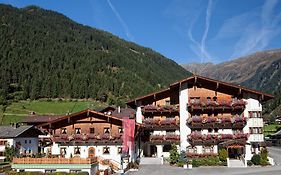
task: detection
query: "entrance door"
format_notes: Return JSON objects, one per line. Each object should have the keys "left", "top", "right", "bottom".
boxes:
{"left": 88, "top": 147, "right": 95, "bottom": 158}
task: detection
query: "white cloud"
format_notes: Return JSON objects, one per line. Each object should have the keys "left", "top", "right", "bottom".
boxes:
{"left": 106, "top": 0, "right": 135, "bottom": 42}
{"left": 214, "top": 0, "right": 281, "bottom": 59}
{"left": 188, "top": 0, "right": 213, "bottom": 63}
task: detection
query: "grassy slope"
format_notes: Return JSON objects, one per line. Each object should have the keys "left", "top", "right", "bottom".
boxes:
{"left": 0, "top": 100, "right": 107, "bottom": 125}
{"left": 264, "top": 124, "right": 281, "bottom": 136}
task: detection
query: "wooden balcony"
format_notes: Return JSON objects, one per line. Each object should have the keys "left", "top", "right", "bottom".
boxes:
{"left": 52, "top": 133, "right": 123, "bottom": 145}
{"left": 142, "top": 105, "right": 179, "bottom": 115}
{"left": 13, "top": 157, "right": 98, "bottom": 164}
{"left": 143, "top": 118, "right": 179, "bottom": 130}
{"left": 187, "top": 132, "right": 249, "bottom": 146}
{"left": 187, "top": 116, "right": 247, "bottom": 129}
{"left": 149, "top": 134, "right": 180, "bottom": 144}
{"left": 188, "top": 99, "right": 246, "bottom": 113}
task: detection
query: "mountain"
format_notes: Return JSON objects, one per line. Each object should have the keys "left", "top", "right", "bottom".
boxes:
{"left": 183, "top": 49, "right": 281, "bottom": 118}
{"left": 0, "top": 4, "right": 191, "bottom": 106}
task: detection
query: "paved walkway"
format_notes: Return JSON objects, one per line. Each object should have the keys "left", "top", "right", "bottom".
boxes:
{"left": 128, "top": 165, "right": 281, "bottom": 175}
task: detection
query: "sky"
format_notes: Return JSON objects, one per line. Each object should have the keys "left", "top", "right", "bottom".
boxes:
{"left": 1, "top": 0, "right": 281, "bottom": 64}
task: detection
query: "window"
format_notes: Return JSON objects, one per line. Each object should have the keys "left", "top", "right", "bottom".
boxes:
{"left": 249, "top": 111, "right": 262, "bottom": 118}
{"left": 118, "top": 147, "right": 122, "bottom": 154}
{"left": 166, "top": 129, "right": 176, "bottom": 134}
{"left": 213, "top": 96, "right": 217, "bottom": 101}
{"left": 74, "top": 147, "right": 80, "bottom": 155}
{"left": 0, "top": 140, "right": 7, "bottom": 145}
{"left": 60, "top": 148, "right": 67, "bottom": 156}
{"left": 25, "top": 140, "right": 27, "bottom": 144}
{"left": 203, "top": 146, "right": 213, "bottom": 153}
{"left": 90, "top": 128, "right": 95, "bottom": 134}
{"left": 118, "top": 128, "right": 123, "bottom": 134}
{"left": 75, "top": 128, "right": 81, "bottom": 134}
{"left": 214, "top": 128, "right": 219, "bottom": 133}
{"left": 163, "top": 145, "right": 172, "bottom": 152}
{"left": 0, "top": 152, "right": 5, "bottom": 156}
{"left": 45, "top": 170, "right": 56, "bottom": 173}
{"left": 165, "top": 100, "right": 170, "bottom": 106}
{"left": 29, "top": 140, "right": 31, "bottom": 144}
{"left": 250, "top": 127, "right": 263, "bottom": 134}
{"left": 61, "top": 128, "right": 67, "bottom": 134}
{"left": 70, "top": 170, "right": 81, "bottom": 173}
{"left": 187, "top": 147, "right": 197, "bottom": 154}
{"left": 104, "top": 128, "right": 110, "bottom": 134}
{"left": 103, "top": 147, "right": 110, "bottom": 154}
{"left": 208, "top": 128, "right": 213, "bottom": 133}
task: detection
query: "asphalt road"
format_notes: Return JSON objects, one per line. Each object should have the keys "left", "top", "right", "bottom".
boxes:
{"left": 127, "top": 146, "right": 281, "bottom": 175}
{"left": 268, "top": 146, "right": 281, "bottom": 165}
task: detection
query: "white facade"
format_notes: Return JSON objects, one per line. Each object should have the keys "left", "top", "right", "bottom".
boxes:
{"left": 179, "top": 82, "right": 190, "bottom": 151}
{"left": 48, "top": 143, "right": 122, "bottom": 169}
{"left": 0, "top": 137, "right": 38, "bottom": 161}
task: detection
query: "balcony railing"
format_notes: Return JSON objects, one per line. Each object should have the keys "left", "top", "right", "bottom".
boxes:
{"left": 150, "top": 134, "right": 180, "bottom": 142}
{"left": 187, "top": 132, "right": 249, "bottom": 145}
{"left": 188, "top": 99, "right": 247, "bottom": 111}
{"left": 142, "top": 105, "right": 179, "bottom": 113}
{"left": 143, "top": 118, "right": 179, "bottom": 128}
{"left": 52, "top": 133, "right": 123, "bottom": 143}
{"left": 187, "top": 115, "right": 247, "bottom": 129}
{"left": 12, "top": 157, "right": 98, "bottom": 164}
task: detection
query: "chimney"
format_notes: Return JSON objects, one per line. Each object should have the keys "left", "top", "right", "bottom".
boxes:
{"left": 118, "top": 106, "right": 121, "bottom": 113}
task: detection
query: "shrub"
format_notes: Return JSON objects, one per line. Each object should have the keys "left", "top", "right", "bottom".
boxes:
{"left": 247, "top": 160, "right": 253, "bottom": 166}
{"left": 260, "top": 159, "right": 268, "bottom": 166}
{"left": 260, "top": 148, "right": 268, "bottom": 161}
{"left": 191, "top": 156, "right": 223, "bottom": 167}
{"left": 251, "top": 154, "right": 261, "bottom": 165}
{"left": 169, "top": 144, "right": 179, "bottom": 165}
{"left": 218, "top": 148, "right": 228, "bottom": 162}
{"left": 177, "top": 151, "right": 187, "bottom": 167}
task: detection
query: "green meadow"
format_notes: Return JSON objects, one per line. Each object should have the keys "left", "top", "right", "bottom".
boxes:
{"left": 0, "top": 100, "right": 107, "bottom": 125}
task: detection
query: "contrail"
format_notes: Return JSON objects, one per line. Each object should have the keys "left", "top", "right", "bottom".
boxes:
{"left": 200, "top": 0, "right": 213, "bottom": 62}
{"left": 107, "top": 0, "right": 135, "bottom": 42}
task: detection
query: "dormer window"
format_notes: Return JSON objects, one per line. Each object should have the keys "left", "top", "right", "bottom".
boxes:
{"left": 165, "top": 100, "right": 170, "bottom": 106}
{"left": 75, "top": 128, "right": 81, "bottom": 134}
{"left": 61, "top": 128, "right": 67, "bottom": 134}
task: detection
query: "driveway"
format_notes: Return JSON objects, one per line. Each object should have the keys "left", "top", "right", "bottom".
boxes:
{"left": 267, "top": 146, "right": 281, "bottom": 165}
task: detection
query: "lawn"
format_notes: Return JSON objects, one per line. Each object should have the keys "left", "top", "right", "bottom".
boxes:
{"left": 264, "top": 124, "right": 281, "bottom": 136}
{"left": 0, "top": 100, "right": 107, "bottom": 125}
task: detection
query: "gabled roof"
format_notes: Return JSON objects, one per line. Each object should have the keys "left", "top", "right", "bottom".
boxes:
{"left": 39, "top": 109, "right": 140, "bottom": 127}
{"left": 0, "top": 125, "right": 35, "bottom": 138}
{"left": 126, "top": 74, "right": 274, "bottom": 107}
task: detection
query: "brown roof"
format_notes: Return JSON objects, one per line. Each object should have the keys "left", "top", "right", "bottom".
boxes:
{"left": 111, "top": 108, "right": 136, "bottom": 119}
{"left": 23, "top": 115, "right": 65, "bottom": 123}
{"left": 127, "top": 74, "right": 274, "bottom": 107}
{"left": 38, "top": 109, "right": 140, "bottom": 127}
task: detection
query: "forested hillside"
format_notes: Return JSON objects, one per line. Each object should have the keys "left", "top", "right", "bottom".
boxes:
{"left": 0, "top": 4, "right": 191, "bottom": 106}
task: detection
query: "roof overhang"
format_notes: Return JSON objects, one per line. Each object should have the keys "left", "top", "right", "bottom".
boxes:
{"left": 126, "top": 74, "right": 274, "bottom": 107}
